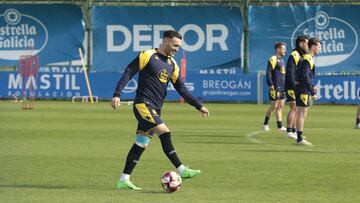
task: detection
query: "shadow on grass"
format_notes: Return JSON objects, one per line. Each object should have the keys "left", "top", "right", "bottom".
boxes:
{"left": 0, "top": 184, "right": 70, "bottom": 190}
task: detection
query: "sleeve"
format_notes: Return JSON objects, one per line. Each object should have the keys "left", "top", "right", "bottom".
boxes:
{"left": 266, "top": 60, "right": 274, "bottom": 87}
{"left": 172, "top": 77, "right": 203, "bottom": 111}
{"left": 302, "top": 61, "right": 316, "bottom": 96}
{"left": 113, "top": 56, "right": 140, "bottom": 98}
{"left": 170, "top": 59, "right": 203, "bottom": 111}
{"left": 285, "top": 55, "right": 296, "bottom": 89}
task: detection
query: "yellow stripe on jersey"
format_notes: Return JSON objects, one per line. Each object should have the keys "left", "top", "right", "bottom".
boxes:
{"left": 269, "top": 56, "right": 277, "bottom": 69}
{"left": 303, "top": 54, "right": 314, "bottom": 70}
{"left": 291, "top": 50, "right": 300, "bottom": 65}
{"left": 139, "top": 49, "right": 157, "bottom": 71}
{"left": 170, "top": 57, "right": 180, "bottom": 83}
{"left": 135, "top": 103, "right": 156, "bottom": 124}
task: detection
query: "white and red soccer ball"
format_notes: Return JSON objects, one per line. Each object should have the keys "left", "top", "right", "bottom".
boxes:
{"left": 161, "top": 171, "right": 182, "bottom": 193}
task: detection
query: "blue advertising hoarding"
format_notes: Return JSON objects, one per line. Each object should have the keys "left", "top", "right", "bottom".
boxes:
{"left": 0, "top": 68, "right": 257, "bottom": 102}
{"left": 262, "top": 75, "right": 360, "bottom": 104}
{"left": 249, "top": 5, "right": 360, "bottom": 73}
{"left": 0, "top": 4, "right": 85, "bottom": 65}
{"left": 92, "top": 6, "right": 242, "bottom": 72}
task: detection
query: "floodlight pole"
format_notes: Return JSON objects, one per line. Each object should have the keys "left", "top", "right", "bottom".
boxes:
{"left": 243, "top": 0, "right": 249, "bottom": 74}
{"left": 81, "top": 0, "right": 93, "bottom": 73}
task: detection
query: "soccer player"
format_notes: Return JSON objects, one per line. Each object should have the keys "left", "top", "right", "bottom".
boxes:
{"left": 284, "top": 36, "right": 308, "bottom": 139}
{"left": 294, "top": 37, "right": 321, "bottom": 146}
{"left": 263, "top": 42, "right": 287, "bottom": 132}
{"left": 111, "top": 30, "right": 209, "bottom": 190}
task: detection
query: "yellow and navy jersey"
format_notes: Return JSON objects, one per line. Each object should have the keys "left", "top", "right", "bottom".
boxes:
{"left": 113, "top": 49, "right": 202, "bottom": 110}
{"left": 285, "top": 49, "right": 303, "bottom": 90}
{"left": 266, "top": 55, "right": 286, "bottom": 91}
{"left": 295, "top": 53, "right": 316, "bottom": 96}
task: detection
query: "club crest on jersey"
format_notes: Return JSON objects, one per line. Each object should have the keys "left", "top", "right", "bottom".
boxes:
{"left": 158, "top": 69, "right": 169, "bottom": 83}
{"left": 280, "top": 66, "right": 286, "bottom": 74}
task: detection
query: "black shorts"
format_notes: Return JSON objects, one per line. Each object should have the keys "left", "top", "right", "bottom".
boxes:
{"left": 295, "top": 90, "right": 311, "bottom": 107}
{"left": 133, "top": 103, "right": 163, "bottom": 136}
{"left": 285, "top": 89, "right": 296, "bottom": 102}
{"left": 269, "top": 90, "right": 285, "bottom": 101}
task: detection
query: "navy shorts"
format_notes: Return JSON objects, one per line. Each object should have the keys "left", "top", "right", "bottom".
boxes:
{"left": 269, "top": 90, "right": 285, "bottom": 101}
{"left": 285, "top": 89, "right": 296, "bottom": 102}
{"left": 133, "top": 103, "right": 163, "bottom": 136}
{"left": 295, "top": 89, "right": 311, "bottom": 107}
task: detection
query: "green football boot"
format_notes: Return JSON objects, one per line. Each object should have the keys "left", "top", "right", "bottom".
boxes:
{"left": 116, "top": 180, "right": 141, "bottom": 190}
{"left": 180, "top": 167, "right": 201, "bottom": 179}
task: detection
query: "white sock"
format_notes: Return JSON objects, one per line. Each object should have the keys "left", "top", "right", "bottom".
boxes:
{"left": 176, "top": 165, "right": 186, "bottom": 175}
{"left": 120, "top": 173, "right": 130, "bottom": 181}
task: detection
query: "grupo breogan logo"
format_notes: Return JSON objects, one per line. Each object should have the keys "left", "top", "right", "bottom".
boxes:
{"left": 291, "top": 11, "right": 358, "bottom": 67}
{"left": 0, "top": 9, "right": 48, "bottom": 60}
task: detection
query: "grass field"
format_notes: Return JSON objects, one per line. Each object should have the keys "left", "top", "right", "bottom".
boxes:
{"left": 1, "top": 101, "right": 360, "bottom": 203}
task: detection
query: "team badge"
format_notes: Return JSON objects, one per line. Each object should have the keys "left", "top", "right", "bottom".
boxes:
{"left": 158, "top": 69, "right": 169, "bottom": 83}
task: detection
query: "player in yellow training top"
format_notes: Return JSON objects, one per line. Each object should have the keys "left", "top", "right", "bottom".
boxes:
{"left": 111, "top": 30, "right": 209, "bottom": 190}
{"left": 294, "top": 37, "right": 321, "bottom": 146}
{"left": 262, "top": 42, "right": 287, "bottom": 132}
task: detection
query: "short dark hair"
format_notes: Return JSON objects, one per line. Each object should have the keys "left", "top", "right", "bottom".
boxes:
{"left": 163, "top": 30, "right": 182, "bottom": 40}
{"left": 308, "top": 37, "right": 321, "bottom": 48}
{"left": 295, "top": 35, "right": 309, "bottom": 48}
{"left": 274, "top": 42, "right": 287, "bottom": 50}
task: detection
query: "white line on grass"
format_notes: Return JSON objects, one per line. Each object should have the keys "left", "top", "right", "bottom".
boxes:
{"left": 245, "top": 130, "right": 316, "bottom": 152}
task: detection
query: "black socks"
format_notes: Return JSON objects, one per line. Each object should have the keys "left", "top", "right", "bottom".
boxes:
{"left": 159, "top": 132, "right": 182, "bottom": 168}
{"left": 123, "top": 143, "right": 145, "bottom": 175}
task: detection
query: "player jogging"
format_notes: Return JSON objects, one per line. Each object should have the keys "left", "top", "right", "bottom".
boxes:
{"left": 111, "top": 30, "right": 209, "bottom": 190}
{"left": 294, "top": 37, "right": 321, "bottom": 146}
{"left": 263, "top": 42, "right": 287, "bottom": 132}
{"left": 284, "top": 36, "right": 308, "bottom": 139}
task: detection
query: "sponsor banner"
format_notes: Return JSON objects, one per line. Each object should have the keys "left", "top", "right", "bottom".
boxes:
{"left": 0, "top": 68, "right": 257, "bottom": 102}
{"left": 262, "top": 75, "right": 360, "bottom": 104}
{"left": 92, "top": 6, "right": 242, "bottom": 72}
{"left": 249, "top": 5, "right": 360, "bottom": 73}
{"left": 0, "top": 4, "right": 85, "bottom": 66}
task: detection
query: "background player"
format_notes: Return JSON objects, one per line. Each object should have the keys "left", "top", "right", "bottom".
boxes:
{"left": 285, "top": 36, "right": 308, "bottom": 139}
{"left": 294, "top": 37, "right": 321, "bottom": 146}
{"left": 111, "top": 30, "right": 209, "bottom": 190}
{"left": 263, "top": 42, "right": 287, "bottom": 132}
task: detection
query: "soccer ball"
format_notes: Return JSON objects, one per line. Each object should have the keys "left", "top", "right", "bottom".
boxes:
{"left": 161, "top": 171, "right": 182, "bottom": 193}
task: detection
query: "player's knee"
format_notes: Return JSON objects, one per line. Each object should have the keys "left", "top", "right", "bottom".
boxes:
{"left": 154, "top": 123, "right": 170, "bottom": 135}
{"left": 134, "top": 134, "right": 151, "bottom": 148}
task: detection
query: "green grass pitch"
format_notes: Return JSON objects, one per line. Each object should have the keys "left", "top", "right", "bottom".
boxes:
{"left": 1, "top": 101, "right": 360, "bottom": 203}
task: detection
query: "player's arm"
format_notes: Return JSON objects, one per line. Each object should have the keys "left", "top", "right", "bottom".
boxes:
{"left": 286, "top": 55, "right": 296, "bottom": 89}
{"left": 302, "top": 61, "right": 316, "bottom": 96}
{"left": 170, "top": 62, "right": 209, "bottom": 117}
{"left": 266, "top": 60, "right": 275, "bottom": 90}
{"left": 111, "top": 56, "right": 140, "bottom": 109}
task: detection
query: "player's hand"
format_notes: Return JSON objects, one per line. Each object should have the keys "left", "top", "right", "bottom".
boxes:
{"left": 200, "top": 106, "right": 209, "bottom": 118}
{"left": 111, "top": 97, "right": 121, "bottom": 110}
{"left": 269, "top": 86, "right": 275, "bottom": 90}
{"left": 312, "top": 95, "right": 318, "bottom": 101}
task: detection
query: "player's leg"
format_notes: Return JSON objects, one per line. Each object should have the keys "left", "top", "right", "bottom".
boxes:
{"left": 356, "top": 105, "right": 360, "bottom": 129}
{"left": 286, "top": 101, "right": 297, "bottom": 139}
{"left": 263, "top": 100, "right": 277, "bottom": 131}
{"left": 275, "top": 98, "right": 286, "bottom": 131}
{"left": 117, "top": 103, "right": 159, "bottom": 190}
{"left": 295, "top": 93, "right": 312, "bottom": 146}
{"left": 153, "top": 124, "right": 201, "bottom": 178}
{"left": 117, "top": 132, "right": 149, "bottom": 190}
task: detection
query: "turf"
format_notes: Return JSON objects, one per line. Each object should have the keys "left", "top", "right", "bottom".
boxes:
{"left": 0, "top": 101, "right": 359, "bottom": 203}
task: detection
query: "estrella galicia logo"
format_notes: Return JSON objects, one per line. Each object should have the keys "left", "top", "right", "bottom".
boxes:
{"left": 292, "top": 11, "right": 358, "bottom": 67}
{"left": 0, "top": 8, "right": 48, "bottom": 60}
